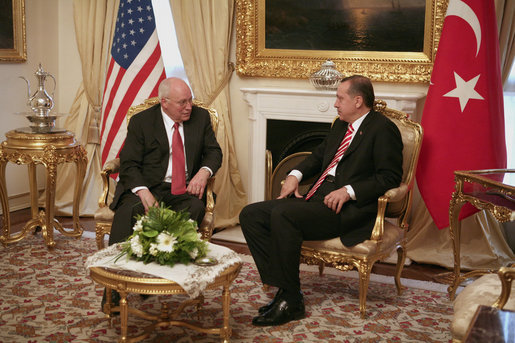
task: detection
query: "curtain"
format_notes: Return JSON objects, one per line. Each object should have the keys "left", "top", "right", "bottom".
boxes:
{"left": 496, "top": 0, "right": 515, "bottom": 85}
{"left": 50, "top": 0, "right": 119, "bottom": 215}
{"left": 169, "top": 0, "right": 247, "bottom": 229}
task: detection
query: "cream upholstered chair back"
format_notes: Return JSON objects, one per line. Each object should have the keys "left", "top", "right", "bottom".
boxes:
{"left": 374, "top": 100, "right": 422, "bottom": 222}
{"left": 126, "top": 97, "right": 219, "bottom": 132}
{"left": 94, "top": 97, "right": 219, "bottom": 249}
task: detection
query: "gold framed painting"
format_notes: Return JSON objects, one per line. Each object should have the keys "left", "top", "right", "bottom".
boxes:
{"left": 0, "top": 0, "right": 27, "bottom": 62}
{"left": 236, "top": 0, "right": 447, "bottom": 82}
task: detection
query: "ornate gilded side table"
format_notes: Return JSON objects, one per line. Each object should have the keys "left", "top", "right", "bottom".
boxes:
{"left": 89, "top": 262, "right": 242, "bottom": 343}
{"left": 448, "top": 169, "right": 515, "bottom": 300}
{"left": 0, "top": 130, "right": 87, "bottom": 248}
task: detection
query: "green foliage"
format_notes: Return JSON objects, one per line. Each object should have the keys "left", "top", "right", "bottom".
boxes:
{"left": 115, "top": 203, "right": 208, "bottom": 267}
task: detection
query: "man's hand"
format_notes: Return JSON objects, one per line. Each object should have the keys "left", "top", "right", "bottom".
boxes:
{"left": 277, "top": 175, "right": 303, "bottom": 199}
{"left": 324, "top": 187, "right": 351, "bottom": 213}
{"left": 136, "top": 188, "right": 158, "bottom": 213}
{"left": 187, "top": 168, "right": 210, "bottom": 199}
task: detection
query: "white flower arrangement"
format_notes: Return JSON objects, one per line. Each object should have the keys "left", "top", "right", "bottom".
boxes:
{"left": 115, "top": 203, "right": 208, "bottom": 267}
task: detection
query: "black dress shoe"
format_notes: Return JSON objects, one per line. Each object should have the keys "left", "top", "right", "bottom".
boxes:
{"left": 258, "top": 288, "right": 284, "bottom": 314}
{"left": 100, "top": 289, "right": 120, "bottom": 314}
{"left": 252, "top": 298, "right": 305, "bottom": 326}
{"left": 258, "top": 289, "right": 304, "bottom": 314}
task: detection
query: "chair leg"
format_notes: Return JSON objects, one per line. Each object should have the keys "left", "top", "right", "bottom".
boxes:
{"left": 394, "top": 246, "right": 406, "bottom": 295}
{"left": 358, "top": 263, "right": 373, "bottom": 319}
{"left": 95, "top": 223, "right": 111, "bottom": 250}
{"left": 95, "top": 227, "right": 105, "bottom": 249}
{"left": 318, "top": 262, "right": 325, "bottom": 276}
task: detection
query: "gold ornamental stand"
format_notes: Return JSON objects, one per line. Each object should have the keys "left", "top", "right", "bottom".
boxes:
{"left": 0, "top": 130, "right": 88, "bottom": 248}
{"left": 448, "top": 169, "right": 515, "bottom": 300}
{"left": 89, "top": 263, "right": 242, "bottom": 343}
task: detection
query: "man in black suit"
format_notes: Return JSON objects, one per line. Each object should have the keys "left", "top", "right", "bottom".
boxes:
{"left": 240, "top": 75, "right": 403, "bottom": 326}
{"left": 108, "top": 77, "right": 222, "bottom": 245}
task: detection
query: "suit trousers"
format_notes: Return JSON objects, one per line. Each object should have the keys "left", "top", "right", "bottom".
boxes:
{"left": 240, "top": 181, "right": 342, "bottom": 293}
{"left": 108, "top": 182, "right": 205, "bottom": 245}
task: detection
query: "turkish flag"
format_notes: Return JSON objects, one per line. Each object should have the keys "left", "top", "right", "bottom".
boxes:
{"left": 416, "top": 0, "right": 507, "bottom": 229}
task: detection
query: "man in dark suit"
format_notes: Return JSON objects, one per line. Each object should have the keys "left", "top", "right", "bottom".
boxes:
{"left": 108, "top": 77, "right": 222, "bottom": 245}
{"left": 240, "top": 75, "right": 403, "bottom": 326}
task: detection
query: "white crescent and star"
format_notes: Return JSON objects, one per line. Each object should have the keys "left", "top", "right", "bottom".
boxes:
{"left": 436, "top": 0, "right": 485, "bottom": 113}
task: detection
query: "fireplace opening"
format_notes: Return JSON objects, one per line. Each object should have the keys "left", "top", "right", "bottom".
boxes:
{"left": 266, "top": 119, "right": 331, "bottom": 170}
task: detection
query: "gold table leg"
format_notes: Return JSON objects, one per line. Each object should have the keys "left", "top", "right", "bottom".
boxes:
{"left": 70, "top": 146, "right": 87, "bottom": 235}
{"left": 0, "top": 159, "right": 10, "bottom": 245}
{"left": 48, "top": 146, "right": 87, "bottom": 242}
{"left": 448, "top": 193, "right": 465, "bottom": 300}
{"left": 221, "top": 284, "right": 232, "bottom": 343}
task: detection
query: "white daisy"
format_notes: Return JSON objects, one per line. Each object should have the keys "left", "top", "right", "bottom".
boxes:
{"left": 130, "top": 235, "right": 144, "bottom": 257}
{"left": 156, "top": 232, "right": 177, "bottom": 253}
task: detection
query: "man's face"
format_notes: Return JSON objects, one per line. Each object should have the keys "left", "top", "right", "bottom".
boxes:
{"left": 162, "top": 83, "right": 193, "bottom": 123}
{"left": 334, "top": 81, "right": 358, "bottom": 122}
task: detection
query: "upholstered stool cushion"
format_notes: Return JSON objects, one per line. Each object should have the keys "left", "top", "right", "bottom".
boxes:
{"left": 303, "top": 221, "right": 404, "bottom": 256}
{"left": 452, "top": 273, "right": 515, "bottom": 340}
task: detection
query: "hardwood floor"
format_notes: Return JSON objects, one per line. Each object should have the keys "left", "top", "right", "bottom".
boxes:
{"left": 3, "top": 208, "right": 452, "bottom": 285}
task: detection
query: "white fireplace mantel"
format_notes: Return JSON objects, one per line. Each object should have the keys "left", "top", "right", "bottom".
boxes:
{"left": 241, "top": 87, "right": 425, "bottom": 203}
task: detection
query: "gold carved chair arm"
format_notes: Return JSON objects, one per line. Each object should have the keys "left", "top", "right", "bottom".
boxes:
{"left": 198, "top": 176, "right": 216, "bottom": 241}
{"left": 384, "top": 183, "right": 409, "bottom": 202}
{"left": 205, "top": 177, "right": 215, "bottom": 213}
{"left": 370, "top": 183, "right": 409, "bottom": 241}
{"left": 492, "top": 266, "right": 515, "bottom": 309}
{"left": 98, "top": 158, "right": 120, "bottom": 208}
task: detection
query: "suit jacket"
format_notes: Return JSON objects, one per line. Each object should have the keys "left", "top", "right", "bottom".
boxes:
{"left": 111, "top": 104, "right": 222, "bottom": 208}
{"left": 295, "top": 110, "right": 403, "bottom": 246}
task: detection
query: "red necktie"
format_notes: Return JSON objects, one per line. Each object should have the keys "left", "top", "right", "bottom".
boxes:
{"left": 171, "top": 122, "right": 186, "bottom": 195}
{"left": 305, "top": 123, "right": 354, "bottom": 200}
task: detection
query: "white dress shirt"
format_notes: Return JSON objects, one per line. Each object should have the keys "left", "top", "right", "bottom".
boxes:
{"left": 289, "top": 112, "right": 369, "bottom": 200}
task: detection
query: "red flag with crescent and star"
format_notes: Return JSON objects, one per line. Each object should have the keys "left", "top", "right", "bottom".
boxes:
{"left": 416, "top": 0, "right": 507, "bottom": 229}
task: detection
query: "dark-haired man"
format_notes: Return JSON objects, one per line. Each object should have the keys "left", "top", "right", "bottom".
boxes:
{"left": 240, "top": 75, "right": 403, "bottom": 326}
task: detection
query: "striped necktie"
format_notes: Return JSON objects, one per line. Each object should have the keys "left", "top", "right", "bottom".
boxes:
{"left": 305, "top": 123, "right": 354, "bottom": 200}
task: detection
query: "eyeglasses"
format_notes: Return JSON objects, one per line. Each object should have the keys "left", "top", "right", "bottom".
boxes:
{"left": 164, "top": 97, "right": 193, "bottom": 107}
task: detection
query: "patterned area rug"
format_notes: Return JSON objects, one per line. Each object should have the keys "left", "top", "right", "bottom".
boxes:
{"left": 0, "top": 234, "right": 453, "bottom": 342}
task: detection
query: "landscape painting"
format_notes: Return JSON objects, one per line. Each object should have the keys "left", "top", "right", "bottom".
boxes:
{"left": 265, "top": 0, "right": 426, "bottom": 52}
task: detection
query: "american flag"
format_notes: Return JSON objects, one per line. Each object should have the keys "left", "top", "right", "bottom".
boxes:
{"left": 100, "top": 0, "right": 166, "bottom": 165}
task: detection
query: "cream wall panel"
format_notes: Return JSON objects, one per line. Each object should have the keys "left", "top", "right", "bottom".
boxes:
{"left": 0, "top": 0, "right": 81, "bottom": 213}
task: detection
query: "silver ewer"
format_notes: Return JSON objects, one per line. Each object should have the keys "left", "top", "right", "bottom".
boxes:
{"left": 17, "top": 64, "right": 67, "bottom": 133}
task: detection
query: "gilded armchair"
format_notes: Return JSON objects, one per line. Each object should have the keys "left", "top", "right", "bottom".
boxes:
{"left": 94, "top": 97, "right": 218, "bottom": 249}
{"left": 266, "top": 100, "right": 423, "bottom": 318}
